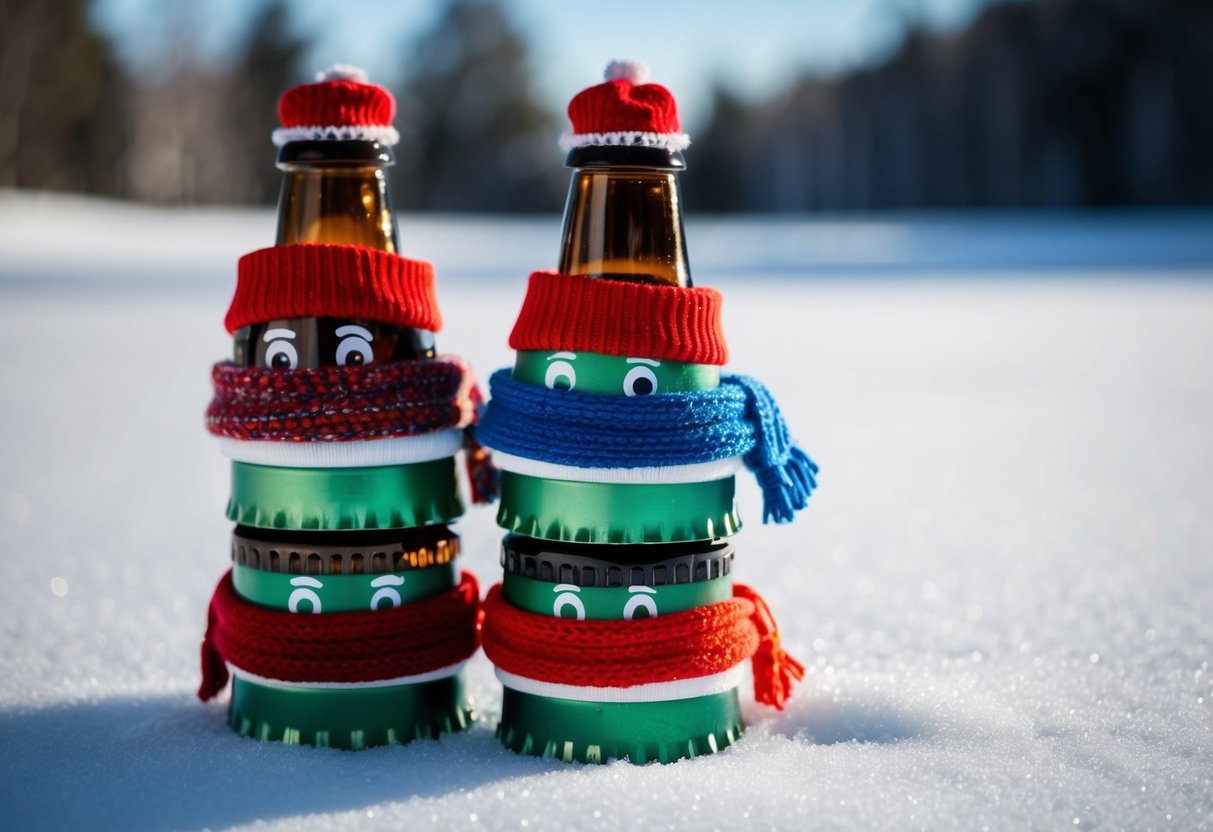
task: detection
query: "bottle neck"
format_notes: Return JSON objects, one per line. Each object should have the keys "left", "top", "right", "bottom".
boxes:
{"left": 557, "top": 164, "right": 692, "bottom": 288}
{"left": 275, "top": 142, "right": 398, "bottom": 251}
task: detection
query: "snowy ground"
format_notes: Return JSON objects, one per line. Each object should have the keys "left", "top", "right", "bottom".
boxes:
{"left": 1, "top": 191, "right": 1211, "bottom": 831}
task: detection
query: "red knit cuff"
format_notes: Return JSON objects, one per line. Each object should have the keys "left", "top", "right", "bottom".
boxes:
{"left": 225, "top": 244, "right": 442, "bottom": 334}
{"left": 507, "top": 271, "right": 728, "bottom": 365}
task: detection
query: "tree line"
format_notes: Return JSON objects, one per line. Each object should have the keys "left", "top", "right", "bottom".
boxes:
{"left": 2, "top": 0, "right": 1210, "bottom": 211}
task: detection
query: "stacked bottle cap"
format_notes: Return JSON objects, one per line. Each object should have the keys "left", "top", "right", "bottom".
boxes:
{"left": 196, "top": 67, "right": 493, "bottom": 750}
{"left": 477, "top": 61, "right": 818, "bottom": 764}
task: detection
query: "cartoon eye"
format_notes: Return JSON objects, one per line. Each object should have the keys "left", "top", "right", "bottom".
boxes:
{"left": 369, "top": 574, "right": 404, "bottom": 610}
{"left": 287, "top": 576, "right": 323, "bottom": 614}
{"left": 623, "top": 586, "right": 658, "bottom": 619}
{"left": 544, "top": 352, "right": 577, "bottom": 390}
{"left": 263, "top": 328, "right": 298, "bottom": 370}
{"left": 623, "top": 364, "right": 658, "bottom": 396}
{"left": 335, "top": 324, "right": 374, "bottom": 367}
{"left": 551, "top": 583, "right": 586, "bottom": 620}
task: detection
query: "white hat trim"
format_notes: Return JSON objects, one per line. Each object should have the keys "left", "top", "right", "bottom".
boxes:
{"left": 272, "top": 123, "right": 400, "bottom": 147}
{"left": 559, "top": 130, "right": 691, "bottom": 152}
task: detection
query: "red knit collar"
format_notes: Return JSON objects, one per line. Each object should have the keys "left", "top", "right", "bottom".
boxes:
{"left": 226, "top": 244, "right": 441, "bottom": 334}
{"left": 507, "top": 271, "right": 728, "bottom": 365}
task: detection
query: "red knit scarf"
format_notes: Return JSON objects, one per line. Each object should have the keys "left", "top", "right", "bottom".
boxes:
{"left": 197, "top": 569, "right": 481, "bottom": 701}
{"left": 206, "top": 356, "right": 475, "bottom": 443}
{"left": 481, "top": 583, "right": 804, "bottom": 710}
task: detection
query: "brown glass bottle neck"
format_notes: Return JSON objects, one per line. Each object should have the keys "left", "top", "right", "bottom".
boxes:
{"left": 557, "top": 165, "right": 692, "bottom": 288}
{"left": 275, "top": 156, "right": 398, "bottom": 251}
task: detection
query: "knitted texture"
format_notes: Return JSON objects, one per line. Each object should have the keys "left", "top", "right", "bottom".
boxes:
{"left": 225, "top": 244, "right": 441, "bottom": 334}
{"left": 481, "top": 582, "right": 804, "bottom": 709}
{"left": 207, "top": 356, "right": 474, "bottom": 443}
{"left": 508, "top": 271, "right": 727, "bottom": 365}
{"left": 563, "top": 62, "right": 689, "bottom": 150}
{"left": 275, "top": 67, "right": 398, "bottom": 146}
{"left": 477, "top": 369, "right": 818, "bottom": 523}
{"left": 198, "top": 569, "right": 481, "bottom": 700}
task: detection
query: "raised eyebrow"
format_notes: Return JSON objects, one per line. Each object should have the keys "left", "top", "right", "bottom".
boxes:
{"left": 547, "top": 352, "right": 577, "bottom": 361}
{"left": 625, "top": 358, "right": 660, "bottom": 367}
{"left": 335, "top": 324, "right": 373, "bottom": 339}
{"left": 289, "top": 576, "right": 322, "bottom": 588}
{"left": 262, "top": 328, "right": 296, "bottom": 342}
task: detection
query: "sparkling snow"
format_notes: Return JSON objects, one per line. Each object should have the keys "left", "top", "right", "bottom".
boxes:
{"left": 0, "top": 192, "right": 1210, "bottom": 831}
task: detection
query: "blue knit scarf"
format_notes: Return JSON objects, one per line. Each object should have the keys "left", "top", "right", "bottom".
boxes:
{"left": 476, "top": 369, "right": 818, "bottom": 524}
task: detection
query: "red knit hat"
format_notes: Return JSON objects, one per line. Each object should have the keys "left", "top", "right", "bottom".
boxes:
{"left": 273, "top": 65, "right": 399, "bottom": 147}
{"left": 560, "top": 60, "right": 690, "bottom": 152}
{"left": 225, "top": 244, "right": 442, "bottom": 334}
{"left": 508, "top": 271, "right": 727, "bottom": 365}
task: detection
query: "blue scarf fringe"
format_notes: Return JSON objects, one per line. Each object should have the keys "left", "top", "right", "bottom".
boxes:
{"left": 477, "top": 369, "right": 818, "bottom": 524}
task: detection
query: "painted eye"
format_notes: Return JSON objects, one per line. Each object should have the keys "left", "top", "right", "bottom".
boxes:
{"left": 369, "top": 575, "right": 404, "bottom": 610}
{"left": 265, "top": 339, "right": 298, "bottom": 370}
{"left": 551, "top": 584, "right": 586, "bottom": 620}
{"left": 287, "top": 576, "right": 323, "bottom": 614}
{"left": 545, "top": 358, "right": 577, "bottom": 390}
{"left": 335, "top": 325, "right": 374, "bottom": 367}
{"left": 623, "top": 365, "right": 658, "bottom": 396}
{"left": 623, "top": 586, "right": 658, "bottom": 619}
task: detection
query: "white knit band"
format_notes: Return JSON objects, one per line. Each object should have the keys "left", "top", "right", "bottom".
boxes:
{"left": 229, "top": 660, "right": 466, "bottom": 690}
{"left": 495, "top": 665, "right": 745, "bottom": 704}
{"left": 486, "top": 450, "right": 743, "bottom": 484}
{"left": 558, "top": 130, "right": 691, "bottom": 152}
{"left": 272, "top": 124, "right": 401, "bottom": 147}
{"left": 219, "top": 430, "right": 463, "bottom": 468}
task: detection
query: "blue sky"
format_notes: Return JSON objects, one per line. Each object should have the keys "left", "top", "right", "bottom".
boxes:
{"left": 92, "top": 0, "right": 1011, "bottom": 128}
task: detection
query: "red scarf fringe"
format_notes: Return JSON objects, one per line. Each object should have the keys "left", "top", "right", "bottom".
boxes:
{"left": 197, "top": 570, "right": 481, "bottom": 701}
{"left": 481, "top": 582, "right": 804, "bottom": 710}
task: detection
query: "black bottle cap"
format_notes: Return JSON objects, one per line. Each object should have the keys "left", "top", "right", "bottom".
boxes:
{"left": 232, "top": 525, "right": 459, "bottom": 574}
{"left": 565, "top": 145, "right": 686, "bottom": 170}
{"left": 277, "top": 139, "right": 395, "bottom": 167}
{"left": 501, "top": 535, "right": 732, "bottom": 587}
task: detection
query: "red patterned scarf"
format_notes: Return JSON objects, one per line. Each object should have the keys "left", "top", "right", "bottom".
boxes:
{"left": 206, "top": 356, "right": 476, "bottom": 442}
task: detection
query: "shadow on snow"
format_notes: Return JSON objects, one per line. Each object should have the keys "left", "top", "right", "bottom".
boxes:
{"left": 0, "top": 694, "right": 559, "bottom": 831}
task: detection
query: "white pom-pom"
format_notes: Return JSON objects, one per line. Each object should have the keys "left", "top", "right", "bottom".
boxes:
{"left": 604, "top": 60, "right": 649, "bottom": 84}
{"left": 316, "top": 64, "right": 369, "bottom": 83}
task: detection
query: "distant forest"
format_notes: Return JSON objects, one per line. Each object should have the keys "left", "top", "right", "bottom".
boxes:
{"left": 2, "top": 0, "right": 1211, "bottom": 211}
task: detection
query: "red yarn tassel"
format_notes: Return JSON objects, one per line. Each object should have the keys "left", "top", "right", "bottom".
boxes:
{"left": 733, "top": 584, "right": 805, "bottom": 710}
{"left": 197, "top": 593, "right": 229, "bottom": 702}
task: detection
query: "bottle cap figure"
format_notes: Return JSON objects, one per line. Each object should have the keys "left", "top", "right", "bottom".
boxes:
{"left": 477, "top": 61, "right": 817, "bottom": 764}
{"left": 197, "top": 67, "right": 494, "bottom": 750}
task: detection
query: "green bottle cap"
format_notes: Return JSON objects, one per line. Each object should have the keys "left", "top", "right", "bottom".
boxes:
{"left": 229, "top": 674, "right": 472, "bottom": 750}
{"left": 513, "top": 350, "right": 720, "bottom": 395}
{"left": 497, "top": 687, "right": 743, "bottom": 764}
{"left": 232, "top": 562, "right": 457, "bottom": 612}
{"left": 497, "top": 472, "right": 740, "bottom": 543}
{"left": 501, "top": 535, "right": 733, "bottom": 587}
{"left": 225, "top": 541, "right": 468, "bottom": 747}
{"left": 231, "top": 525, "right": 460, "bottom": 574}
{"left": 228, "top": 458, "right": 463, "bottom": 530}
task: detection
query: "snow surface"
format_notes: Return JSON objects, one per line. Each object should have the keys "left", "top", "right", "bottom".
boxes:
{"left": 1, "top": 191, "right": 1211, "bottom": 831}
